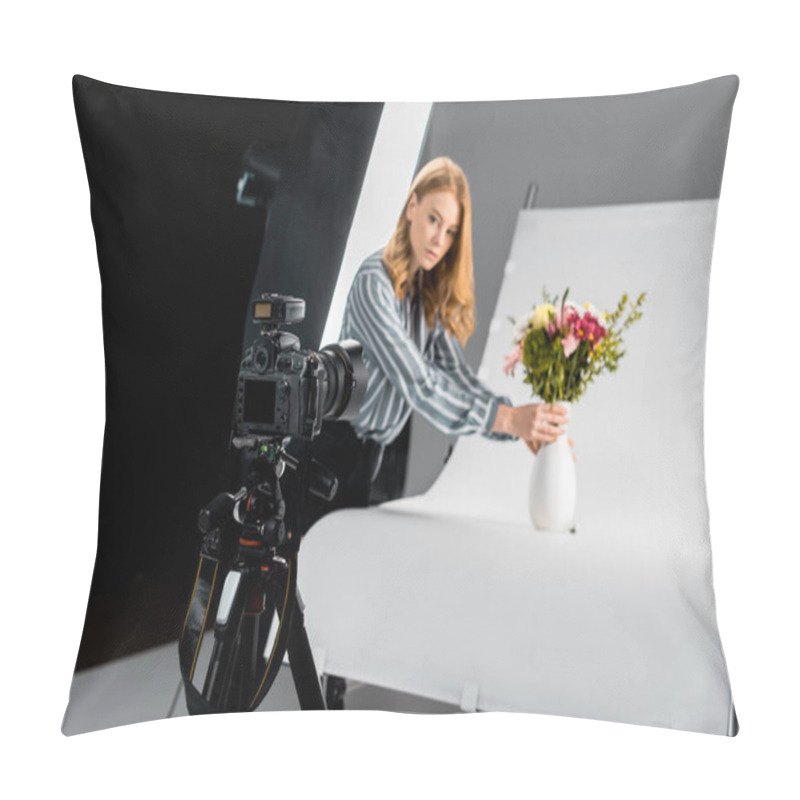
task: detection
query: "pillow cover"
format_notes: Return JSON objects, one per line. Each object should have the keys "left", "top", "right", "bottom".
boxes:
{"left": 64, "top": 74, "right": 738, "bottom": 736}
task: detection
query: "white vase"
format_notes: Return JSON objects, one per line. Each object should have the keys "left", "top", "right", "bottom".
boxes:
{"left": 528, "top": 403, "right": 576, "bottom": 532}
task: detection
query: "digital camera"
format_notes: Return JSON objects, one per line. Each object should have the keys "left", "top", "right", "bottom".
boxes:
{"left": 235, "top": 293, "right": 366, "bottom": 440}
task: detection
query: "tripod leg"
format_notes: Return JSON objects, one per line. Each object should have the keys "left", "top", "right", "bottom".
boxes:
{"left": 240, "top": 613, "right": 260, "bottom": 704}
{"left": 237, "top": 574, "right": 271, "bottom": 709}
{"left": 324, "top": 676, "right": 347, "bottom": 710}
{"left": 203, "top": 569, "right": 249, "bottom": 709}
{"left": 220, "top": 628, "right": 244, "bottom": 711}
{"left": 222, "top": 616, "right": 258, "bottom": 713}
{"left": 286, "top": 588, "right": 326, "bottom": 710}
{"left": 220, "top": 577, "right": 271, "bottom": 712}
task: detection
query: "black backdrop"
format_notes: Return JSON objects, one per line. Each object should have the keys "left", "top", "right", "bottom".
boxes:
{"left": 72, "top": 76, "right": 381, "bottom": 669}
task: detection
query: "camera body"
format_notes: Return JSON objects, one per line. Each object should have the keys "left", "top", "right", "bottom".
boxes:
{"left": 235, "top": 294, "right": 366, "bottom": 440}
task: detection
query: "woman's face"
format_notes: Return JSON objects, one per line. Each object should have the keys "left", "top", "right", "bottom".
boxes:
{"left": 405, "top": 190, "right": 461, "bottom": 272}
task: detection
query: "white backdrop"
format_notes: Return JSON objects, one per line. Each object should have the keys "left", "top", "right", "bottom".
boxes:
{"left": 3, "top": 1, "right": 798, "bottom": 798}
{"left": 301, "top": 200, "right": 733, "bottom": 733}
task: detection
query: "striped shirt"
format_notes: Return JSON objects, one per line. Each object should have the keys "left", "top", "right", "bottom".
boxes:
{"left": 340, "top": 250, "right": 511, "bottom": 445}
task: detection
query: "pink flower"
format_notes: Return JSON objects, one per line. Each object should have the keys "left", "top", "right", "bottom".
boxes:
{"left": 547, "top": 303, "right": 579, "bottom": 339}
{"left": 564, "top": 305, "right": 580, "bottom": 329}
{"left": 576, "top": 312, "right": 607, "bottom": 349}
{"left": 562, "top": 331, "right": 580, "bottom": 357}
{"left": 503, "top": 342, "right": 523, "bottom": 376}
{"left": 555, "top": 304, "right": 578, "bottom": 329}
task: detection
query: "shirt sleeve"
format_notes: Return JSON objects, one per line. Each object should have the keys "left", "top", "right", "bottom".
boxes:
{"left": 431, "top": 325, "right": 516, "bottom": 441}
{"left": 347, "top": 270, "right": 499, "bottom": 437}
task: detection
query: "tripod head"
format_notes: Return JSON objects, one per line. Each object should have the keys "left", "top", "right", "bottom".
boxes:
{"left": 198, "top": 438, "right": 287, "bottom": 556}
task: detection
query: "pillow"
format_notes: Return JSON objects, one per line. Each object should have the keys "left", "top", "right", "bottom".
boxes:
{"left": 63, "top": 74, "right": 738, "bottom": 736}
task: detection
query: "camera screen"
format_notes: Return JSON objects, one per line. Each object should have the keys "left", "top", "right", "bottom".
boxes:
{"left": 242, "top": 379, "right": 277, "bottom": 425}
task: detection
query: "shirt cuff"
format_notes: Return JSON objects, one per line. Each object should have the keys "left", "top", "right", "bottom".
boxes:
{"left": 482, "top": 396, "right": 516, "bottom": 440}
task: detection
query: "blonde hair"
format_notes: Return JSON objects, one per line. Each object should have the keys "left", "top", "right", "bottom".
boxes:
{"left": 382, "top": 156, "right": 475, "bottom": 346}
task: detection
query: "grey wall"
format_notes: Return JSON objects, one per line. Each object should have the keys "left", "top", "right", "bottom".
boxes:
{"left": 404, "top": 76, "right": 738, "bottom": 496}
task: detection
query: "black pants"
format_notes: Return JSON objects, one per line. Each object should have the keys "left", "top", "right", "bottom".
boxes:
{"left": 282, "top": 420, "right": 408, "bottom": 536}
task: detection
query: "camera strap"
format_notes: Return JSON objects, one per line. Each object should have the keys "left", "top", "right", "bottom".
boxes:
{"left": 178, "top": 551, "right": 222, "bottom": 715}
{"left": 178, "top": 543, "right": 299, "bottom": 715}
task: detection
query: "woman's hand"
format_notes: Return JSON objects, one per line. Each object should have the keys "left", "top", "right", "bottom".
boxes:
{"left": 493, "top": 402, "right": 569, "bottom": 443}
{"left": 524, "top": 438, "right": 542, "bottom": 455}
{"left": 525, "top": 436, "right": 576, "bottom": 461}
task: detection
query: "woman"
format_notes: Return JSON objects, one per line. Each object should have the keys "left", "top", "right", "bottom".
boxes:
{"left": 305, "top": 156, "right": 568, "bottom": 521}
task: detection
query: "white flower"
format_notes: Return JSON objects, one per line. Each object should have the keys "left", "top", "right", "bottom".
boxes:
{"left": 513, "top": 311, "right": 536, "bottom": 341}
{"left": 530, "top": 303, "right": 556, "bottom": 330}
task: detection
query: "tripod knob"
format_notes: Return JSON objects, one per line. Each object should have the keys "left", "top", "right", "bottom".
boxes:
{"left": 257, "top": 517, "right": 283, "bottom": 543}
{"left": 199, "top": 492, "right": 238, "bottom": 534}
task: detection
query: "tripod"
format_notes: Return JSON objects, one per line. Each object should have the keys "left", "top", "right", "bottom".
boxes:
{"left": 179, "top": 437, "right": 329, "bottom": 713}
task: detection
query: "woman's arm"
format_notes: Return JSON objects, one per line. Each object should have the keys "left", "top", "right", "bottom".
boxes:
{"left": 430, "top": 326, "right": 497, "bottom": 396}
{"left": 431, "top": 326, "right": 515, "bottom": 440}
{"left": 346, "top": 271, "right": 499, "bottom": 437}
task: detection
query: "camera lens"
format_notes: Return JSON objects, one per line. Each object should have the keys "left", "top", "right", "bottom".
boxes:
{"left": 317, "top": 340, "right": 367, "bottom": 421}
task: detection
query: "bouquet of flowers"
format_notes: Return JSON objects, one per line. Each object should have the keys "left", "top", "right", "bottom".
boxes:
{"left": 504, "top": 288, "right": 646, "bottom": 403}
